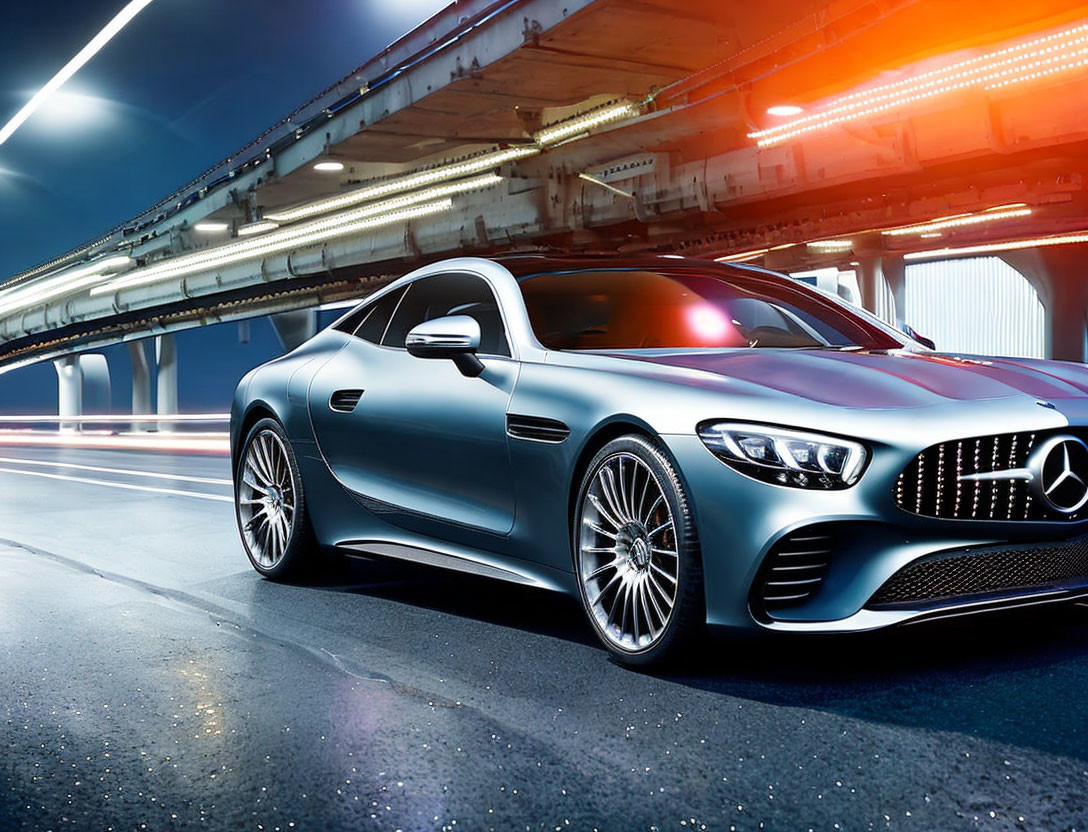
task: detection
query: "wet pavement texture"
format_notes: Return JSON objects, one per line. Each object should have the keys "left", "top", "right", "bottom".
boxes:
{"left": 1, "top": 446, "right": 1087, "bottom": 831}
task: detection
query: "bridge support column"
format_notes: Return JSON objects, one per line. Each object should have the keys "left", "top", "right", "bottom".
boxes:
{"left": 1000, "top": 247, "right": 1088, "bottom": 362}
{"left": 856, "top": 257, "right": 886, "bottom": 317}
{"left": 270, "top": 310, "right": 317, "bottom": 352}
{"left": 881, "top": 255, "right": 907, "bottom": 330}
{"left": 128, "top": 341, "right": 153, "bottom": 431}
{"left": 156, "top": 334, "right": 178, "bottom": 425}
{"left": 54, "top": 355, "right": 83, "bottom": 433}
{"left": 80, "top": 354, "right": 112, "bottom": 415}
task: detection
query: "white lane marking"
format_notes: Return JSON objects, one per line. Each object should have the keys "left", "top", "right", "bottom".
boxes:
{"left": 0, "top": 456, "right": 232, "bottom": 486}
{"left": 0, "top": 466, "right": 234, "bottom": 502}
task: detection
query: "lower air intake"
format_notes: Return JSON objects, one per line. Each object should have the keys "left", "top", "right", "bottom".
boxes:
{"left": 757, "top": 526, "right": 835, "bottom": 612}
{"left": 868, "top": 534, "right": 1088, "bottom": 607}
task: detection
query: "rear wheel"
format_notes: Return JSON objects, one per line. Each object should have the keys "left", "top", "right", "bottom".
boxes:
{"left": 574, "top": 435, "right": 705, "bottom": 667}
{"left": 235, "top": 418, "right": 316, "bottom": 580}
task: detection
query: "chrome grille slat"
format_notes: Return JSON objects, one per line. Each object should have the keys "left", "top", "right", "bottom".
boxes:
{"left": 895, "top": 431, "right": 1076, "bottom": 522}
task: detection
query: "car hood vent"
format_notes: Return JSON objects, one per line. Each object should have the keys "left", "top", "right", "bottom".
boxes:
{"left": 506, "top": 414, "right": 570, "bottom": 443}
{"left": 329, "top": 389, "right": 364, "bottom": 413}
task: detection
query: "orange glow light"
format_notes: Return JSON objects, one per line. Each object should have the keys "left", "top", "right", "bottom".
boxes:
{"left": 750, "top": 21, "right": 1088, "bottom": 147}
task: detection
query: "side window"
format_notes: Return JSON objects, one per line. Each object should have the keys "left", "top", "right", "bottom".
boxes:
{"left": 332, "top": 302, "right": 374, "bottom": 335}
{"left": 354, "top": 286, "right": 407, "bottom": 344}
{"left": 382, "top": 273, "right": 511, "bottom": 356}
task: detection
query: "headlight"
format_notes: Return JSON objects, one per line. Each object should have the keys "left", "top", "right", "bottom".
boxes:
{"left": 697, "top": 422, "right": 868, "bottom": 489}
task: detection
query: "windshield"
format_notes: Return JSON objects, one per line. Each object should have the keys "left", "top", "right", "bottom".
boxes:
{"left": 517, "top": 268, "right": 903, "bottom": 351}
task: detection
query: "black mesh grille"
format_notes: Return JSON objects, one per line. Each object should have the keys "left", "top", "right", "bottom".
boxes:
{"left": 869, "top": 535, "right": 1088, "bottom": 607}
{"left": 894, "top": 431, "right": 1084, "bottom": 522}
{"left": 757, "top": 527, "right": 835, "bottom": 611}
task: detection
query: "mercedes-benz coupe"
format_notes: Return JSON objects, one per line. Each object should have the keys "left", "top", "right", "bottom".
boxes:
{"left": 231, "top": 254, "right": 1088, "bottom": 665}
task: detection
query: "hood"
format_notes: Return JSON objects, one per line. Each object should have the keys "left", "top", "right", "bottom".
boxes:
{"left": 605, "top": 349, "right": 1088, "bottom": 410}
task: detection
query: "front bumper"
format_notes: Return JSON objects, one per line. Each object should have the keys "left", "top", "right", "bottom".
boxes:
{"left": 661, "top": 432, "right": 1088, "bottom": 634}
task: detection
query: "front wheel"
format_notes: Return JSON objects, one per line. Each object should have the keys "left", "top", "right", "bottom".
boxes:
{"left": 235, "top": 417, "right": 316, "bottom": 580}
{"left": 574, "top": 435, "right": 705, "bottom": 667}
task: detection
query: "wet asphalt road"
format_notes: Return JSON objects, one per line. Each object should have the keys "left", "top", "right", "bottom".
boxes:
{"left": 1, "top": 445, "right": 1087, "bottom": 832}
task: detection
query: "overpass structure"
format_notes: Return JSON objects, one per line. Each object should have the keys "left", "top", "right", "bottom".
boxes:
{"left": 5, "top": 0, "right": 1088, "bottom": 416}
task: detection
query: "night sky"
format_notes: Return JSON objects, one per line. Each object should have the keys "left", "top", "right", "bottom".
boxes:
{"left": 0, "top": 0, "right": 448, "bottom": 412}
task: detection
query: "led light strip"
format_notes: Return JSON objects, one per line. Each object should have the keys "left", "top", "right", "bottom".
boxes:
{"left": 91, "top": 198, "right": 454, "bottom": 295}
{"left": 0, "top": 256, "right": 130, "bottom": 315}
{"left": 903, "top": 231, "right": 1088, "bottom": 260}
{"left": 716, "top": 248, "right": 770, "bottom": 262}
{"left": 266, "top": 148, "right": 536, "bottom": 223}
{"left": 264, "top": 102, "right": 638, "bottom": 224}
{"left": 882, "top": 205, "right": 1031, "bottom": 236}
{"left": 715, "top": 243, "right": 797, "bottom": 262}
{"left": 237, "top": 220, "right": 280, "bottom": 236}
{"left": 534, "top": 102, "right": 639, "bottom": 145}
{"left": 807, "top": 240, "right": 853, "bottom": 251}
{"left": 749, "top": 22, "right": 1088, "bottom": 147}
{"left": 122, "top": 174, "right": 499, "bottom": 285}
{"left": 0, "top": 176, "right": 496, "bottom": 310}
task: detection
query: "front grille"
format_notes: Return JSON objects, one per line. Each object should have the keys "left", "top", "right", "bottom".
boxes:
{"left": 757, "top": 526, "right": 835, "bottom": 611}
{"left": 868, "top": 534, "right": 1088, "bottom": 607}
{"left": 894, "top": 431, "right": 1081, "bottom": 522}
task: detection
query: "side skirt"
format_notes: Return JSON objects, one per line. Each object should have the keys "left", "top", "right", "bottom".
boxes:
{"left": 337, "top": 538, "right": 571, "bottom": 592}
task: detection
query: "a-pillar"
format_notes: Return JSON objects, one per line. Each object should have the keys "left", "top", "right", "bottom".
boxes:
{"left": 1000, "top": 247, "right": 1088, "bottom": 363}
{"left": 856, "top": 257, "right": 885, "bottom": 317}
{"left": 128, "top": 340, "right": 152, "bottom": 431}
{"left": 156, "top": 334, "right": 178, "bottom": 427}
{"left": 270, "top": 309, "right": 318, "bottom": 352}
{"left": 53, "top": 355, "right": 83, "bottom": 433}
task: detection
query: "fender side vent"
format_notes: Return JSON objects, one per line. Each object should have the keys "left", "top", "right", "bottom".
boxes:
{"left": 507, "top": 414, "right": 570, "bottom": 443}
{"left": 329, "top": 389, "right": 364, "bottom": 413}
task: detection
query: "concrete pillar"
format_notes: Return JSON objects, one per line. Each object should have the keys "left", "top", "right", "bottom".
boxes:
{"left": 80, "top": 354, "right": 112, "bottom": 414}
{"left": 155, "top": 334, "right": 178, "bottom": 423}
{"left": 53, "top": 355, "right": 83, "bottom": 433}
{"left": 1000, "top": 247, "right": 1088, "bottom": 363}
{"left": 270, "top": 309, "right": 318, "bottom": 352}
{"left": 856, "top": 257, "right": 884, "bottom": 316}
{"left": 128, "top": 341, "right": 152, "bottom": 431}
{"left": 881, "top": 255, "right": 907, "bottom": 329}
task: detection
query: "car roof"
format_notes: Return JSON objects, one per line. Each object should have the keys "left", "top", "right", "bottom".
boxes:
{"left": 488, "top": 252, "right": 789, "bottom": 283}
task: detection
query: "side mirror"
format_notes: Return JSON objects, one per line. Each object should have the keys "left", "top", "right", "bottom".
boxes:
{"left": 901, "top": 323, "right": 936, "bottom": 351}
{"left": 406, "top": 315, "right": 485, "bottom": 377}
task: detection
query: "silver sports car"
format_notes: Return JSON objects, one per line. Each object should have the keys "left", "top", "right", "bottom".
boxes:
{"left": 231, "top": 254, "right": 1088, "bottom": 665}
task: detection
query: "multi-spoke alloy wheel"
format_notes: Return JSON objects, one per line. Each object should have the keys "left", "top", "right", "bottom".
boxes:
{"left": 235, "top": 418, "right": 314, "bottom": 578}
{"left": 575, "top": 435, "right": 704, "bottom": 665}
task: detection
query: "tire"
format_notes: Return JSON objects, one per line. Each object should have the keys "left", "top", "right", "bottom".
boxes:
{"left": 573, "top": 434, "right": 705, "bottom": 667}
{"left": 235, "top": 417, "right": 318, "bottom": 580}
